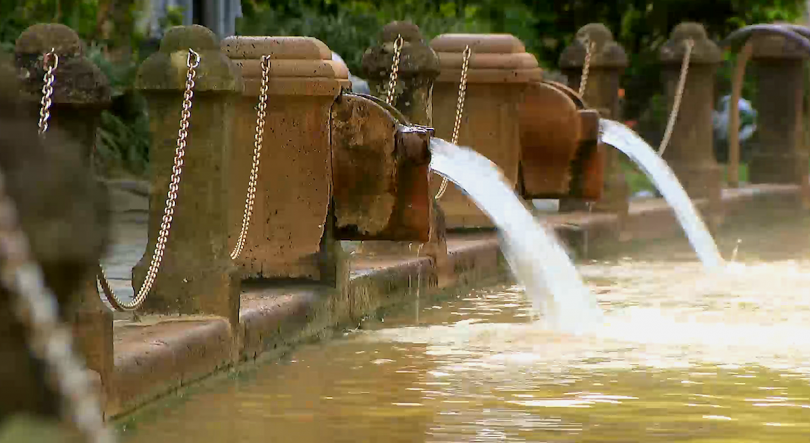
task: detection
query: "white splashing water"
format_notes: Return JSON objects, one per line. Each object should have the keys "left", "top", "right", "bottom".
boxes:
{"left": 599, "top": 120, "right": 724, "bottom": 270}
{"left": 429, "top": 138, "right": 602, "bottom": 335}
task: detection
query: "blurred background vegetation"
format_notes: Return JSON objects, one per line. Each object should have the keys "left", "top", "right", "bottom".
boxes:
{"left": 0, "top": 0, "right": 807, "bottom": 187}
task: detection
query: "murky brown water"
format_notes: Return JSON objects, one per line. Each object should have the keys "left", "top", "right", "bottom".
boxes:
{"left": 119, "top": 217, "right": 810, "bottom": 442}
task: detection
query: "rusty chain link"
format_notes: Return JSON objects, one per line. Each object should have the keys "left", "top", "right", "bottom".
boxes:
{"left": 37, "top": 48, "right": 58, "bottom": 135}
{"left": 578, "top": 36, "right": 594, "bottom": 98}
{"left": 98, "top": 49, "right": 200, "bottom": 311}
{"left": 658, "top": 38, "right": 694, "bottom": 156}
{"left": 0, "top": 159, "right": 113, "bottom": 441}
{"left": 385, "top": 34, "right": 404, "bottom": 105}
{"left": 435, "top": 45, "right": 472, "bottom": 201}
{"left": 231, "top": 54, "right": 271, "bottom": 260}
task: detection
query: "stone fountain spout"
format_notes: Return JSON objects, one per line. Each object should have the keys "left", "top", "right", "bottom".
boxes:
{"left": 519, "top": 80, "right": 604, "bottom": 202}
{"left": 330, "top": 92, "right": 433, "bottom": 242}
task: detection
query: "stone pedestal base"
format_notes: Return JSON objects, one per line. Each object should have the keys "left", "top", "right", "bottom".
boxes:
{"left": 433, "top": 180, "right": 495, "bottom": 229}
{"left": 668, "top": 160, "right": 723, "bottom": 228}
{"left": 667, "top": 161, "right": 722, "bottom": 201}
{"left": 357, "top": 201, "right": 453, "bottom": 288}
{"left": 133, "top": 258, "right": 241, "bottom": 328}
{"left": 750, "top": 152, "right": 809, "bottom": 185}
{"left": 594, "top": 149, "right": 630, "bottom": 214}
{"left": 70, "top": 276, "right": 113, "bottom": 406}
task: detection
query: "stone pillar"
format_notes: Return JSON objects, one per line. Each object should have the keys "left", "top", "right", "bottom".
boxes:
{"left": 749, "top": 33, "right": 808, "bottom": 185}
{"left": 0, "top": 52, "right": 110, "bottom": 424}
{"left": 659, "top": 23, "right": 723, "bottom": 207}
{"left": 360, "top": 22, "right": 451, "bottom": 286}
{"left": 559, "top": 23, "right": 629, "bottom": 214}
{"left": 14, "top": 23, "right": 114, "bottom": 399}
{"left": 221, "top": 36, "right": 342, "bottom": 284}
{"left": 431, "top": 34, "right": 542, "bottom": 228}
{"left": 134, "top": 25, "right": 242, "bottom": 326}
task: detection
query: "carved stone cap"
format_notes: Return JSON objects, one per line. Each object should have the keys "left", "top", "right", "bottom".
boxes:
{"left": 430, "top": 33, "right": 542, "bottom": 83}
{"left": 136, "top": 25, "right": 242, "bottom": 93}
{"left": 222, "top": 36, "right": 331, "bottom": 60}
{"left": 660, "top": 22, "right": 722, "bottom": 65}
{"left": 222, "top": 36, "right": 344, "bottom": 96}
{"left": 751, "top": 28, "right": 809, "bottom": 60}
{"left": 328, "top": 56, "right": 352, "bottom": 89}
{"left": 361, "top": 21, "right": 440, "bottom": 80}
{"left": 15, "top": 23, "right": 110, "bottom": 105}
{"left": 559, "top": 24, "right": 628, "bottom": 69}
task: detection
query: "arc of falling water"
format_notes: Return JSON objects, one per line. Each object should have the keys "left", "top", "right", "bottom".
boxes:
{"left": 429, "top": 138, "right": 603, "bottom": 334}
{"left": 600, "top": 120, "right": 725, "bottom": 270}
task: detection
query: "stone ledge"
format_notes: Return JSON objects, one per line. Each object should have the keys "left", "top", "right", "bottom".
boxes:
{"left": 239, "top": 287, "right": 323, "bottom": 361}
{"left": 110, "top": 317, "right": 234, "bottom": 417}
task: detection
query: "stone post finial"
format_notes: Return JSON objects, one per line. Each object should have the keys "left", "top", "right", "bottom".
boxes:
{"left": 362, "top": 21, "right": 440, "bottom": 126}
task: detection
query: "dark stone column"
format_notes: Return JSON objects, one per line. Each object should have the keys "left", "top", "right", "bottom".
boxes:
{"left": 659, "top": 23, "right": 723, "bottom": 208}
{"left": 0, "top": 52, "right": 109, "bottom": 424}
{"left": 560, "top": 23, "right": 629, "bottom": 214}
{"left": 749, "top": 32, "right": 808, "bottom": 185}
{"left": 134, "top": 25, "right": 242, "bottom": 326}
{"left": 14, "top": 23, "right": 114, "bottom": 402}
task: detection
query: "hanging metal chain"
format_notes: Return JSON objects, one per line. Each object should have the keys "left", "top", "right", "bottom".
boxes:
{"left": 727, "top": 41, "right": 753, "bottom": 188}
{"left": 231, "top": 55, "right": 271, "bottom": 260}
{"left": 385, "top": 34, "right": 404, "bottom": 105}
{"left": 435, "top": 45, "right": 472, "bottom": 201}
{"left": 658, "top": 38, "right": 694, "bottom": 156}
{"left": 578, "top": 36, "right": 595, "bottom": 98}
{"left": 0, "top": 168, "right": 114, "bottom": 443}
{"left": 37, "top": 48, "right": 58, "bottom": 136}
{"left": 450, "top": 46, "right": 472, "bottom": 147}
{"left": 98, "top": 49, "right": 200, "bottom": 311}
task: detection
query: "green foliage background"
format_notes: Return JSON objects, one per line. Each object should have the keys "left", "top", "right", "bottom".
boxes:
{"left": 0, "top": 0, "right": 806, "bottom": 180}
